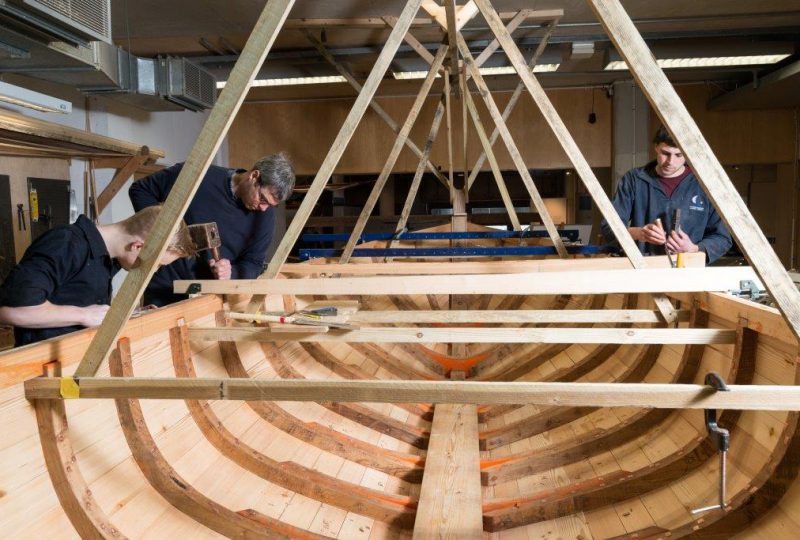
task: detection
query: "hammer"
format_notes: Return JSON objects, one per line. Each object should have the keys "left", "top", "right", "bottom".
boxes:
{"left": 188, "top": 222, "right": 222, "bottom": 261}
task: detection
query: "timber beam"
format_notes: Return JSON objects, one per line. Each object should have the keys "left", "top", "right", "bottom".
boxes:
{"left": 24, "top": 378, "right": 800, "bottom": 411}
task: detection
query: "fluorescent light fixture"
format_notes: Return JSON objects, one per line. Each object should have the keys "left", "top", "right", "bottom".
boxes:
{"left": 217, "top": 75, "right": 347, "bottom": 89}
{"left": 605, "top": 54, "right": 790, "bottom": 71}
{"left": 0, "top": 81, "right": 71, "bottom": 113}
{"left": 393, "top": 63, "right": 560, "bottom": 79}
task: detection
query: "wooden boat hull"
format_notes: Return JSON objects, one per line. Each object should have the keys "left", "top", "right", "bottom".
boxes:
{"left": 2, "top": 270, "right": 799, "bottom": 538}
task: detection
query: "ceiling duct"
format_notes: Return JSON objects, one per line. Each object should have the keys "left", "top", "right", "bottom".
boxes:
{"left": 157, "top": 56, "right": 216, "bottom": 112}
{"left": 0, "top": 0, "right": 111, "bottom": 45}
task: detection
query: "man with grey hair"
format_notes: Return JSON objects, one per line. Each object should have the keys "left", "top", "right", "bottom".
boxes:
{"left": 129, "top": 153, "right": 295, "bottom": 306}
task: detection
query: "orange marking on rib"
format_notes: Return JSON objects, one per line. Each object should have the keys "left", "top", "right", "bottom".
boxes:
{"left": 422, "top": 349, "right": 491, "bottom": 371}
{"left": 430, "top": 322, "right": 486, "bottom": 328}
{"left": 480, "top": 455, "right": 523, "bottom": 470}
{"left": 481, "top": 473, "right": 627, "bottom": 513}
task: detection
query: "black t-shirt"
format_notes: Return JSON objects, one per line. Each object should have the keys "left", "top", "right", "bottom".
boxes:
{"left": 0, "top": 215, "right": 119, "bottom": 346}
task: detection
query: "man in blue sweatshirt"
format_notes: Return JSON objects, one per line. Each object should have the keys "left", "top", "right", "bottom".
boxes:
{"left": 601, "top": 127, "right": 732, "bottom": 264}
{"left": 130, "top": 153, "right": 295, "bottom": 306}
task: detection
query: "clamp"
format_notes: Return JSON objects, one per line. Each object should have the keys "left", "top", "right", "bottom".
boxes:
{"left": 729, "top": 280, "right": 766, "bottom": 302}
{"left": 692, "top": 372, "right": 730, "bottom": 514}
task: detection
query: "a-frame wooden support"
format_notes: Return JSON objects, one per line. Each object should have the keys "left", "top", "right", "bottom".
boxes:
{"left": 73, "top": 0, "right": 296, "bottom": 377}
{"left": 587, "top": 0, "right": 800, "bottom": 342}
{"left": 339, "top": 46, "right": 448, "bottom": 263}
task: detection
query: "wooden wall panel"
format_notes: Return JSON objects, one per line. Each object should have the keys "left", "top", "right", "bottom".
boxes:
{"left": 650, "top": 85, "right": 795, "bottom": 165}
{"left": 229, "top": 88, "right": 612, "bottom": 175}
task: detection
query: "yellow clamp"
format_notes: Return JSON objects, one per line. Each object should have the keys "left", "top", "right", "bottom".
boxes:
{"left": 250, "top": 310, "right": 262, "bottom": 324}
{"left": 60, "top": 376, "right": 80, "bottom": 399}
{"left": 676, "top": 252, "right": 685, "bottom": 268}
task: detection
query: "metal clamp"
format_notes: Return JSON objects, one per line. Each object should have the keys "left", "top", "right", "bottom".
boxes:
{"left": 692, "top": 372, "right": 730, "bottom": 515}
{"left": 728, "top": 280, "right": 766, "bottom": 302}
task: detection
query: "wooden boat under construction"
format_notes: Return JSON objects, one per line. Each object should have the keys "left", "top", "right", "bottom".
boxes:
{"left": 2, "top": 245, "right": 800, "bottom": 539}
{"left": 4, "top": 0, "right": 800, "bottom": 538}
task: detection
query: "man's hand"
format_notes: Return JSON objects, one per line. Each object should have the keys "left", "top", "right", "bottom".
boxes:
{"left": 666, "top": 230, "right": 699, "bottom": 254}
{"left": 79, "top": 304, "right": 110, "bottom": 327}
{"left": 209, "top": 258, "right": 232, "bottom": 280}
{"left": 630, "top": 223, "right": 666, "bottom": 245}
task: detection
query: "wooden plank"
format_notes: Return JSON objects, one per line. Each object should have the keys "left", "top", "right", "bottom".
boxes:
{"left": 24, "top": 378, "right": 800, "bottom": 411}
{"left": 457, "top": 34, "right": 568, "bottom": 257}
{"left": 0, "top": 108, "right": 165, "bottom": 158}
{"left": 412, "top": 404, "right": 482, "bottom": 539}
{"left": 275, "top": 309, "right": 688, "bottom": 324}
{"left": 471, "top": 0, "right": 642, "bottom": 267}
{"left": 443, "top": 1, "right": 461, "bottom": 91}
{"left": 174, "top": 266, "right": 759, "bottom": 296}
{"left": 95, "top": 151, "right": 149, "bottom": 215}
{"left": 339, "top": 45, "right": 448, "bottom": 263}
{"left": 279, "top": 253, "right": 704, "bottom": 276}
{"left": 473, "top": 9, "right": 531, "bottom": 67}
{"left": 302, "top": 28, "right": 448, "bottom": 188}
{"left": 588, "top": 0, "right": 800, "bottom": 343}
{"left": 33, "top": 398, "right": 126, "bottom": 538}
{"left": 259, "top": 0, "right": 424, "bottom": 292}
{"left": 279, "top": 10, "right": 562, "bottom": 28}
{"left": 189, "top": 326, "right": 734, "bottom": 345}
{"left": 73, "top": 0, "right": 295, "bottom": 378}
{"left": 383, "top": 16, "right": 436, "bottom": 66}
{"left": 463, "top": 89, "right": 521, "bottom": 230}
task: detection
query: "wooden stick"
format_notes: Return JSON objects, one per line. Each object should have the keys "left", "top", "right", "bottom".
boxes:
{"left": 388, "top": 95, "right": 448, "bottom": 252}
{"left": 258, "top": 0, "right": 424, "bottom": 294}
{"left": 279, "top": 253, "right": 705, "bottom": 275}
{"left": 443, "top": 1, "right": 461, "bottom": 95}
{"left": 175, "top": 266, "right": 758, "bottom": 296}
{"left": 303, "top": 28, "right": 449, "bottom": 188}
{"left": 466, "top": 16, "right": 559, "bottom": 189}
{"left": 473, "top": 9, "right": 532, "bottom": 67}
{"left": 95, "top": 150, "right": 149, "bottom": 215}
{"left": 229, "top": 309, "right": 688, "bottom": 324}
{"left": 73, "top": 0, "right": 295, "bottom": 378}
{"left": 463, "top": 89, "right": 521, "bottom": 229}
{"left": 588, "top": 0, "right": 800, "bottom": 342}
{"left": 25, "top": 378, "right": 800, "bottom": 411}
{"left": 189, "top": 326, "right": 734, "bottom": 345}
{"left": 339, "top": 45, "right": 448, "bottom": 263}
{"left": 457, "top": 34, "right": 568, "bottom": 257}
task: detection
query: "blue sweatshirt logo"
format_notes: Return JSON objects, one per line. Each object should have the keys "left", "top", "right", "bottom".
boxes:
{"left": 690, "top": 195, "right": 705, "bottom": 211}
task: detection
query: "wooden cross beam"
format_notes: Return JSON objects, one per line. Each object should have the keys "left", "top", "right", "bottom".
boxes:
{"left": 25, "top": 378, "right": 800, "bottom": 411}
{"left": 95, "top": 148, "right": 150, "bottom": 215}
{"left": 175, "top": 265, "right": 759, "bottom": 296}
{"left": 72, "top": 0, "right": 296, "bottom": 378}
{"left": 587, "top": 0, "right": 800, "bottom": 343}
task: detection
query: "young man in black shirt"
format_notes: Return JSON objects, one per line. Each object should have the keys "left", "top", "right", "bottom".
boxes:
{"left": 0, "top": 206, "right": 195, "bottom": 347}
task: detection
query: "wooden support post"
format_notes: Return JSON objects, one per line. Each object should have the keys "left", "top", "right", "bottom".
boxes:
{"left": 443, "top": 1, "right": 461, "bottom": 97}
{"left": 339, "top": 45, "right": 448, "bottom": 263}
{"left": 25, "top": 377, "right": 800, "bottom": 411}
{"left": 95, "top": 148, "right": 150, "bottom": 215}
{"left": 444, "top": 73, "right": 455, "bottom": 201}
{"left": 449, "top": 187, "right": 468, "bottom": 357}
{"left": 464, "top": 90, "right": 521, "bottom": 229}
{"left": 588, "top": 0, "right": 800, "bottom": 342}
{"left": 412, "top": 403, "right": 482, "bottom": 538}
{"left": 257, "top": 0, "right": 424, "bottom": 298}
{"left": 473, "top": 9, "right": 531, "bottom": 67}
{"left": 72, "top": 0, "right": 295, "bottom": 378}
{"left": 457, "top": 35, "right": 568, "bottom": 257}
{"left": 466, "top": 16, "right": 559, "bottom": 189}
{"left": 303, "top": 28, "right": 449, "bottom": 189}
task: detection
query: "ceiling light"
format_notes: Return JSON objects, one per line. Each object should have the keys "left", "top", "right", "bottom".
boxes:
{"left": 392, "top": 64, "right": 560, "bottom": 79}
{"left": 0, "top": 81, "right": 71, "bottom": 113}
{"left": 605, "top": 54, "right": 790, "bottom": 71}
{"left": 216, "top": 75, "right": 347, "bottom": 89}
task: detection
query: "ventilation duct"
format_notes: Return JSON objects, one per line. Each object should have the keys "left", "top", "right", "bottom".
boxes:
{"left": 157, "top": 56, "right": 217, "bottom": 112}
{"left": 0, "top": 0, "right": 111, "bottom": 45}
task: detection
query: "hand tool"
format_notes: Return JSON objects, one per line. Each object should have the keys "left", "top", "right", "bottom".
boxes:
{"left": 654, "top": 218, "right": 675, "bottom": 268}
{"left": 673, "top": 209, "right": 684, "bottom": 268}
{"left": 227, "top": 310, "right": 358, "bottom": 330}
{"left": 187, "top": 222, "right": 222, "bottom": 259}
{"left": 692, "top": 372, "right": 729, "bottom": 514}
